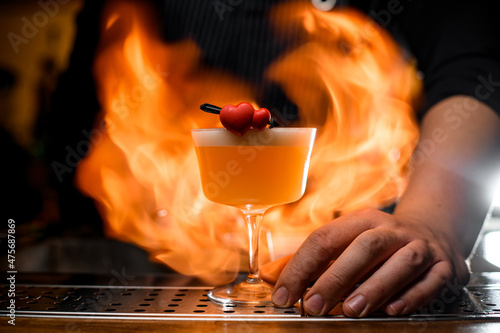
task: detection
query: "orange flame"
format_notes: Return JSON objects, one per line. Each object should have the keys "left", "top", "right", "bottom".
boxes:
{"left": 76, "top": 0, "right": 421, "bottom": 283}
{"left": 265, "top": 2, "right": 421, "bottom": 228}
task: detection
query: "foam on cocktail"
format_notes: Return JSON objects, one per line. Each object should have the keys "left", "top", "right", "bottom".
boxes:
{"left": 191, "top": 128, "right": 316, "bottom": 147}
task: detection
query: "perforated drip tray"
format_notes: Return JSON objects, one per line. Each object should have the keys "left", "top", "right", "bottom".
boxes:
{"left": 1, "top": 272, "right": 500, "bottom": 321}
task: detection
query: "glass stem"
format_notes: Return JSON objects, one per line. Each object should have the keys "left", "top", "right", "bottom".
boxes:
{"left": 244, "top": 211, "right": 264, "bottom": 283}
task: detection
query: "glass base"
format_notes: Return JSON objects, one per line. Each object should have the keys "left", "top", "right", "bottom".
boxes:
{"left": 207, "top": 278, "right": 274, "bottom": 306}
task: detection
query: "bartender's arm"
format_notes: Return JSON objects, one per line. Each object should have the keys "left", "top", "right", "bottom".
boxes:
{"left": 268, "top": 95, "right": 500, "bottom": 317}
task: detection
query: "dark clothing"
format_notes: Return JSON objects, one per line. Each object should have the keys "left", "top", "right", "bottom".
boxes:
{"left": 388, "top": 0, "right": 500, "bottom": 116}
{"left": 161, "top": 0, "right": 500, "bottom": 117}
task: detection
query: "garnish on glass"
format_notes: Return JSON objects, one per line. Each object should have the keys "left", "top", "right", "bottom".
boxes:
{"left": 200, "top": 103, "right": 278, "bottom": 136}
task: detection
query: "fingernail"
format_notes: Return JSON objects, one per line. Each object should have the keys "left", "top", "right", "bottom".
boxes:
{"left": 304, "top": 293, "right": 324, "bottom": 315}
{"left": 346, "top": 295, "right": 367, "bottom": 316}
{"left": 388, "top": 299, "right": 405, "bottom": 315}
{"left": 272, "top": 286, "right": 288, "bottom": 307}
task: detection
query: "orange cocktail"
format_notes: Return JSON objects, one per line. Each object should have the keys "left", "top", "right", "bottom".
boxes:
{"left": 191, "top": 127, "right": 316, "bottom": 306}
{"left": 195, "top": 144, "right": 311, "bottom": 208}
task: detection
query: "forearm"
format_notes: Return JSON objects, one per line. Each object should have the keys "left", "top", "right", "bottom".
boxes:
{"left": 269, "top": 95, "right": 500, "bottom": 317}
{"left": 394, "top": 95, "right": 500, "bottom": 257}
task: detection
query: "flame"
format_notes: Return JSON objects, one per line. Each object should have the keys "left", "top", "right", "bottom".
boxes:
{"left": 265, "top": 2, "right": 421, "bottom": 228}
{"left": 76, "top": 0, "right": 421, "bottom": 283}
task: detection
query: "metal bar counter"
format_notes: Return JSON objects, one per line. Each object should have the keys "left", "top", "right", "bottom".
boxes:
{"left": 1, "top": 272, "right": 500, "bottom": 332}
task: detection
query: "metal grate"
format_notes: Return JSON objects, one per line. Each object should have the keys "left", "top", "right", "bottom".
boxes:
{"left": 0, "top": 285, "right": 302, "bottom": 319}
{"left": 1, "top": 283, "right": 500, "bottom": 321}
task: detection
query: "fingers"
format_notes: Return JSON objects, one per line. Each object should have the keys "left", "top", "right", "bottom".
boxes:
{"left": 382, "top": 267, "right": 446, "bottom": 316}
{"left": 382, "top": 260, "right": 469, "bottom": 316}
{"left": 272, "top": 209, "right": 468, "bottom": 317}
{"left": 272, "top": 214, "right": 375, "bottom": 308}
{"left": 341, "top": 239, "right": 433, "bottom": 317}
{"left": 302, "top": 228, "right": 408, "bottom": 316}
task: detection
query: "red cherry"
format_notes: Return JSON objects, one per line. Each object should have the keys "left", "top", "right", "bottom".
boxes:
{"left": 219, "top": 102, "right": 255, "bottom": 136}
{"left": 252, "top": 108, "right": 271, "bottom": 130}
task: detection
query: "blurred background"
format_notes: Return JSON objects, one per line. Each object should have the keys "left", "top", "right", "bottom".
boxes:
{"left": 0, "top": 0, "right": 173, "bottom": 276}
{"left": 0, "top": 0, "right": 499, "bottom": 277}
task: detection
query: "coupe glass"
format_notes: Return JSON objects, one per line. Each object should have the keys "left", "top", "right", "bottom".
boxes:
{"left": 191, "top": 127, "right": 316, "bottom": 306}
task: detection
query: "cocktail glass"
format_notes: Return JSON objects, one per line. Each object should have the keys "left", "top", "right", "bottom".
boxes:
{"left": 191, "top": 127, "right": 316, "bottom": 306}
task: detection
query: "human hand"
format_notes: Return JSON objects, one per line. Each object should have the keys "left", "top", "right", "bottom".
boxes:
{"left": 264, "top": 208, "right": 470, "bottom": 317}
